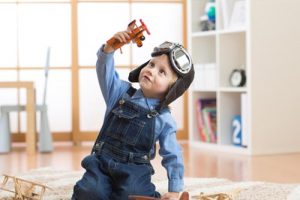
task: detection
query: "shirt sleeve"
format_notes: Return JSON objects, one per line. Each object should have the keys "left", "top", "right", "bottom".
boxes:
{"left": 96, "top": 45, "right": 130, "bottom": 111}
{"left": 158, "top": 114, "right": 184, "bottom": 192}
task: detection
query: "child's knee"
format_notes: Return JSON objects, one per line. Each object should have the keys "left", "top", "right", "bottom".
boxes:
{"left": 72, "top": 180, "right": 107, "bottom": 200}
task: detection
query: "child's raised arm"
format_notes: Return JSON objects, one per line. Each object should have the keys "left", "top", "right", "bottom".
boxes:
{"left": 103, "top": 30, "right": 131, "bottom": 53}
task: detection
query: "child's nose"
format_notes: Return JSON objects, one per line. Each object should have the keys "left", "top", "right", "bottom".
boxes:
{"left": 149, "top": 67, "right": 158, "bottom": 76}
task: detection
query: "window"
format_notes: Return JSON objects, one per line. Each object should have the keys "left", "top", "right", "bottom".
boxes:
{"left": 0, "top": 0, "right": 186, "bottom": 141}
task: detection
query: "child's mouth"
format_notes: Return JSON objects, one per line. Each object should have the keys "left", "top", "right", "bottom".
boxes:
{"left": 143, "top": 75, "right": 151, "bottom": 82}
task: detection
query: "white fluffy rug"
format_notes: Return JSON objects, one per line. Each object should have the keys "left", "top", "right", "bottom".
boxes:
{"left": 0, "top": 168, "right": 300, "bottom": 200}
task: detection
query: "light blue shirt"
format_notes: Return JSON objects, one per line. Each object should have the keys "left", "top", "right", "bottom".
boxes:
{"left": 96, "top": 45, "right": 184, "bottom": 192}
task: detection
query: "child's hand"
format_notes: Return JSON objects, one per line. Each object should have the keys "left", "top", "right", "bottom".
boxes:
{"left": 161, "top": 192, "right": 180, "bottom": 200}
{"left": 104, "top": 30, "right": 131, "bottom": 53}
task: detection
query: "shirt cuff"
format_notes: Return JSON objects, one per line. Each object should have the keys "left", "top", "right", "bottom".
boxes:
{"left": 168, "top": 178, "right": 184, "bottom": 192}
{"left": 97, "top": 44, "right": 114, "bottom": 57}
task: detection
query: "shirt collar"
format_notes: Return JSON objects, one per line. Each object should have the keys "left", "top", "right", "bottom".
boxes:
{"left": 132, "top": 89, "right": 161, "bottom": 108}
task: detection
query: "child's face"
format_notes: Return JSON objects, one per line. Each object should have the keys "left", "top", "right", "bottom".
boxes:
{"left": 139, "top": 54, "right": 178, "bottom": 100}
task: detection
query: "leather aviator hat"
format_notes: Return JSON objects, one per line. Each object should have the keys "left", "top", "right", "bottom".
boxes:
{"left": 128, "top": 41, "right": 195, "bottom": 111}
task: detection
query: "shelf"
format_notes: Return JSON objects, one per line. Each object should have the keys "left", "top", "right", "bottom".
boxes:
{"left": 188, "top": 0, "right": 248, "bottom": 155}
{"left": 188, "top": 0, "right": 300, "bottom": 155}
{"left": 218, "top": 28, "right": 246, "bottom": 35}
{"left": 219, "top": 87, "right": 247, "bottom": 92}
{"left": 192, "top": 29, "right": 246, "bottom": 38}
{"left": 191, "top": 31, "right": 217, "bottom": 37}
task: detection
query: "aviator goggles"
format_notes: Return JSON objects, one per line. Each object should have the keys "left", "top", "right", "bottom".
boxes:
{"left": 152, "top": 41, "right": 192, "bottom": 76}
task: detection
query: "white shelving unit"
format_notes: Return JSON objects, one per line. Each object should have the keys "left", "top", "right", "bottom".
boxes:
{"left": 187, "top": 0, "right": 300, "bottom": 155}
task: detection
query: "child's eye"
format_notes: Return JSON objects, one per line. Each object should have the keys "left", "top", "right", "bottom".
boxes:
{"left": 149, "top": 62, "right": 155, "bottom": 68}
{"left": 159, "top": 69, "right": 166, "bottom": 76}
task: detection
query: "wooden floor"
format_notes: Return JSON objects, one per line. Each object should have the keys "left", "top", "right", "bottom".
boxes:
{"left": 1, "top": 141, "right": 300, "bottom": 184}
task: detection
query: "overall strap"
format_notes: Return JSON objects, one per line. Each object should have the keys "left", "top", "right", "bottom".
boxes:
{"left": 126, "top": 86, "right": 137, "bottom": 97}
{"left": 157, "top": 106, "right": 170, "bottom": 115}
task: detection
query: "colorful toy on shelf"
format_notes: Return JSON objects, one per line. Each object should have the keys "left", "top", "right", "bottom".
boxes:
{"left": 107, "top": 19, "right": 150, "bottom": 51}
{"left": 0, "top": 174, "right": 51, "bottom": 200}
{"left": 205, "top": 0, "right": 216, "bottom": 23}
{"left": 200, "top": 0, "right": 216, "bottom": 31}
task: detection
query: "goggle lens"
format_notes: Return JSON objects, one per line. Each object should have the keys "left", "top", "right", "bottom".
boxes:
{"left": 173, "top": 48, "right": 191, "bottom": 74}
{"left": 154, "top": 41, "right": 192, "bottom": 75}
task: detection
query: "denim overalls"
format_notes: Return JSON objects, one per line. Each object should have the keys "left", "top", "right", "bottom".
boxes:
{"left": 72, "top": 87, "right": 167, "bottom": 200}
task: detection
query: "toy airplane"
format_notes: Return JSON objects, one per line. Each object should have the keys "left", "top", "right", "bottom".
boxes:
{"left": 192, "top": 193, "right": 232, "bottom": 200}
{"left": 129, "top": 191, "right": 189, "bottom": 200}
{"left": 192, "top": 191, "right": 236, "bottom": 200}
{"left": 107, "top": 19, "right": 150, "bottom": 52}
{"left": 0, "top": 174, "right": 52, "bottom": 200}
{"left": 129, "top": 191, "right": 234, "bottom": 200}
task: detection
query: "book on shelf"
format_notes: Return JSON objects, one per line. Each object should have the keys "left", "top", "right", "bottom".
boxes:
{"left": 193, "top": 63, "right": 216, "bottom": 90}
{"left": 220, "top": 0, "right": 230, "bottom": 29}
{"left": 220, "top": 0, "right": 246, "bottom": 30}
{"left": 229, "top": 0, "right": 246, "bottom": 29}
{"left": 195, "top": 98, "right": 217, "bottom": 143}
{"left": 195, "top": 99, "right": 206, "bottom": 142}
{"left": 193, "top": 64, "right": 206, "bottom": 90}
{"left": 203, "top": 107, "right": 217, "bottom": 143}
{"left": 241, "top": 93, "right": 248, "bottom": 147}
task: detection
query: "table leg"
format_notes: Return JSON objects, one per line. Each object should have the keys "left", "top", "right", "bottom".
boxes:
{"left": 26, "top": 85, "right": 36, "bottom": 155}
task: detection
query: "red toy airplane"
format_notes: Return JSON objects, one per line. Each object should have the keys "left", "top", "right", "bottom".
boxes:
{"left": 107, "top": 19, "right": 150, "bottom": 51}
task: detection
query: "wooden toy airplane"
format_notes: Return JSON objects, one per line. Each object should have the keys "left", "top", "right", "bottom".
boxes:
{"left": 192, "top": 193, "right": 232, "bottom": 200}
{"left": 191, "top": 190, "right": 237, "bottom": 200}
{"left": 129, "top": 191, "right": 234, "bottom": 200}
{"left": 129, "top": 191, "right": 189, "bottom": 200}
{"left": 107, "top": 19, "right": 150, "bottom": 52}
{"left": 0, "top": 174, "right": 52, "bottom": 200}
